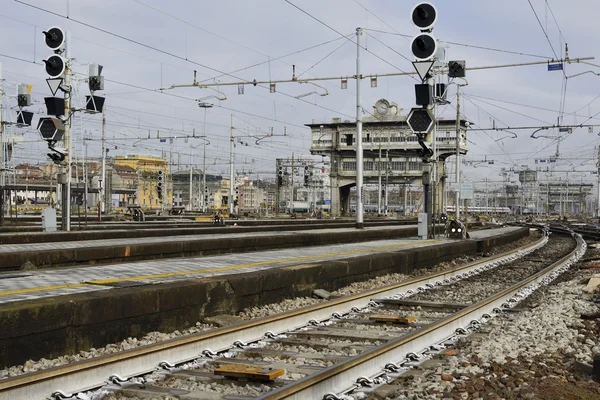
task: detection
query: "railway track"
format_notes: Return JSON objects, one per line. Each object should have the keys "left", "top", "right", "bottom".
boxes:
{"left": 0, "top": 226, "right": 584, "bottom": 400}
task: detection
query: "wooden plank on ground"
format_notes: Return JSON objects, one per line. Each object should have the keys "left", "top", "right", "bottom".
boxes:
{"left": 214, "top": 364, "right": 285, "bottom": 381}
{"left": 369, "top": 314, "right": 416, "bottom": 324}
{"left": 372, "top": 299, "right": 469, "bottom": 309}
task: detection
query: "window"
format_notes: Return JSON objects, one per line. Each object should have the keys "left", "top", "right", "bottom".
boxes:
{"left": 342, "top": 160, "right": 356, "bottom": 171}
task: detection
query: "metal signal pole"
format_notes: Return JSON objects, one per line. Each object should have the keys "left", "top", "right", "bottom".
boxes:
{"left": 229, "top": 114, "right": 234, "bottom": 215}
{"left": 455, "top": 85, "right": 462, "bottom": 221}
{"left": 62, "top": 32, "right": 72, "bottom": 231}
{"left": 189, "top": 129, "right": 194, "bottom": 211}
{"left": 100, "top": 105, "right": 106, "bottom": 218}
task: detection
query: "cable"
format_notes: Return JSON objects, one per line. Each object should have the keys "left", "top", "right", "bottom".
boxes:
{"left": 363, "top": 28, "right": 554, "bottom": 59}
{"left": 526, "top": 0, "right": 561, "bottom": 62}
{"left": 199, "top": 35, "right": 352, "bottom": 83}
{"left": 466, "top": 94, "right": 600, "bottom": 122}
{"left": 131, "top": 0, "right": 271, "bottom": 58}
{"left": 0, "top": 52, "right": 310, "bottom": 131}
{"left": 464, "top": 95, "right": 554, "bottom": 126}
{"left": 131, "top": 0, "right": 360, "bottom": 94}
{"left": 284, "top": 0, "right": 416, "bottom": 79}
{"left": 364, "top": 32, "right": 416, "bottom": 69}
{"left": 13, "top": 0, "right": 359, "bottom": 122}
{"left": 544, "top": 0, "right": 567, "bottom": 46}
{"left": 458, "top": 96, "right": 516, "bottom": 164}
{"left": 297, "top": 39, "right": 350, "bottom": 79}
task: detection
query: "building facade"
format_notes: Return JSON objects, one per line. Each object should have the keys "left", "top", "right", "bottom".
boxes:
{"left": 307, "top": 98, "right": 469, "bottom": 217}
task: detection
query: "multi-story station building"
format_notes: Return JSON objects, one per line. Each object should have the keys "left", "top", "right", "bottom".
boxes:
{"left": 307, "top": 98, "right": 469, "bottom": 217}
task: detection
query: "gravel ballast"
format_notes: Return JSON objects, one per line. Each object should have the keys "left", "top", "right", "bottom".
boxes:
{"left": 367, "top": 239, "right": 600, "bottom": 400}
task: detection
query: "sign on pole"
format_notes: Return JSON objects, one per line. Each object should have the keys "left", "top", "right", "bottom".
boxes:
{"left": 413, "top": 60, "right": 434, "bottom": 82}
{"left": 547, "top": 63, "right": 563, "bottom": 71}
{"left": 461, "top": 183, "right": 474, "bottom": 200}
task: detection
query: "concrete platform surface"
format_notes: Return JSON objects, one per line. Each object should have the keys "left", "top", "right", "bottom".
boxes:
{"left": 468, "top": 226, "right": 524, "bottom": 239}
{"left": 0, "top": 225, "right": 413, "bottom": 254}
{"left": 0, "top": 226, "right": 523, "bottom": 305}
{"left": 0, "top": 237, "right": 441, "bottom": 305}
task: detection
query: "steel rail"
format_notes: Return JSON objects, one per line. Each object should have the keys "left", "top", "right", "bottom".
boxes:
{"left": 259, "top": 229, "right": 584, "bottom": 399}
{"left": 0, "top": 229, "right": 546, "bottom": 399}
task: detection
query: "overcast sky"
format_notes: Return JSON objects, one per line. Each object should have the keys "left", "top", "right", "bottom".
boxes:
{"left": 1, "top": 0, "right": 598, "bottom": 190}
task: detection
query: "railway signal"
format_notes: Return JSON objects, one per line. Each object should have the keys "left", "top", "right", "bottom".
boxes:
{"left": 86, "top": 63, "right": 105, "bottom": 112}
{"left": 42, "top": 27, "right": 67, "bottom": 117}
{"left": 407, "top": 107, "right": 434, "bottom": 134}
{"left": 410, "top": 3, "right": 438, "bottom": 64}
{"left": 448, "top": 60, "right": 466, "bottom": 78}
{"left": 37, "top": 117, "right": 66, "bottom": 164}
{"left": 157, "top": 170, "right": 164, "bottom": 202}
{"left": 16, "top": 83, "right": 33, "bottom": 126}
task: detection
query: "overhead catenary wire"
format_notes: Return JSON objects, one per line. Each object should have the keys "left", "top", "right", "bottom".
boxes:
{"left": 362, "top": 28, "right": 554, "bottom": 60}
{"left": 526, "top": 0, "right": 561, "bottom": 63}
{"left": 283, "top": 0, "right": 417, "bottom": 80}
{"left": 11, "top": 0, "right": 364, "bottom": 122}
{"left": 463, "top": 95, "right": 555, "bottom": 126}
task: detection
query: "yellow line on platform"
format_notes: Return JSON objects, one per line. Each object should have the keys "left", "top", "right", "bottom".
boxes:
{"left": 0, "top": 283, "right": 88, "bottom": 297}
{"left": 0, "top": 240, "right": 439, "bottom": 298}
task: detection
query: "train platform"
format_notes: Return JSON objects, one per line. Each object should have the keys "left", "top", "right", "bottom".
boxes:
{"left": 0, "top": 226, "right": 521, "bottom": 305}
{"left": 0, "top": 224, "right": 423, "bottom": 270}
{"left": 0, "top": 219, "right": 409, "bottom": 245}
{"left": 0, "top": 225, "right": 528, "bottom": 367}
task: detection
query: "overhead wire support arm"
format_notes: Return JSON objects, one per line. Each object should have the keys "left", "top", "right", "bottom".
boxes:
{"left": 468, "top": 123, "right": 600, "bottom": 134}
{"left": 166, "top": 56, "right": 595, "bottom": 90}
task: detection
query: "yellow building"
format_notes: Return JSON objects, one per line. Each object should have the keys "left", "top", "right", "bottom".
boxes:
{"left": 213, "top": 179, "right": 231, "bottom": 211}
{"left": 114, "top": 155, "right": 172, "bottom": 209}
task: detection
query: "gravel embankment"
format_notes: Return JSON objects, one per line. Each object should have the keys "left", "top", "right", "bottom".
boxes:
{"left": 367, "top": 240, "right": 600, "bottom": 400}
{"left": 405, "top": 235, "right": 574, "bottom": 305}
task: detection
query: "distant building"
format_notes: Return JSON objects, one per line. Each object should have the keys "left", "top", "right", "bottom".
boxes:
{"left": 307, "top": 98, "right": 469, "bottom": 216}
{"left": 114, "top": 155, "right": 171, "bottom": 209}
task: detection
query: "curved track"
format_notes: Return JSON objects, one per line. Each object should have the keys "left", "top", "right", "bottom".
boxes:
{"left": 0, "top": 226, "right": 583, "bottom": 400}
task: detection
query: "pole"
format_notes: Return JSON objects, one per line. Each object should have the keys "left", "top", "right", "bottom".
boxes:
{"left": 455, "top": 85, "right": 461, "bottom": 221}
{"left": 197, "top": 102, "right": 213, "bottom": 213}
{"left": 100, "top": 105, "right": 106, "bottom": 219}
{"left": 229, "top": 114, "right": 234, "bottom": 215}
{"left": 378, "top": 141, "right": 382, "bottom": 215}
{"left": 84, "top": 141, "right": 88, "bottom": 226}
{"left": 0, "top": 62, "right": 4, "bottom": 227}
{"left": 597, "top": 146, "right": 600, "bottom": 218}
{"left": 566, "top": 172, "right": 569, "bottom": 216}
{"left": 403, "top": 184, "right": 407, "bottom": 216}
{"left": 202, "top": 141, "right": 206, "bottom": 212}
{"left": 290, "top": 153, "right": 295, "bottom": 214}
{"left": 202, "top": 107, "right": 209, "bottom": 212}
{"left": 189, "top": 129, "right": 193, "bottom": 211}
{"left": 355, "top": 27, "right": 364, "bottom": 229}
{"left": 63, "top": 32, "right": 72, "bottom": 231}
{"left": 428, "top": 75, "right": 436, "bottom": 238}
{"left": 385, "top": 149, "right": 389, "bottom": 214}
{"left": 61, "top": 32, "right": 71, "bottom": 232}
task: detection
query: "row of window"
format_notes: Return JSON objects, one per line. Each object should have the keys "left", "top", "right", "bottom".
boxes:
{"left": 313, "top": 131, "right": 460, "bottom": 143}
{"left": 340, "top": 160, "right": 422, "bottom": 172}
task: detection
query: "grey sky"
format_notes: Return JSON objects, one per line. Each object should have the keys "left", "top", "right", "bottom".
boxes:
{"left": 0, "top": 0, "right": 598, "bottom": 189}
